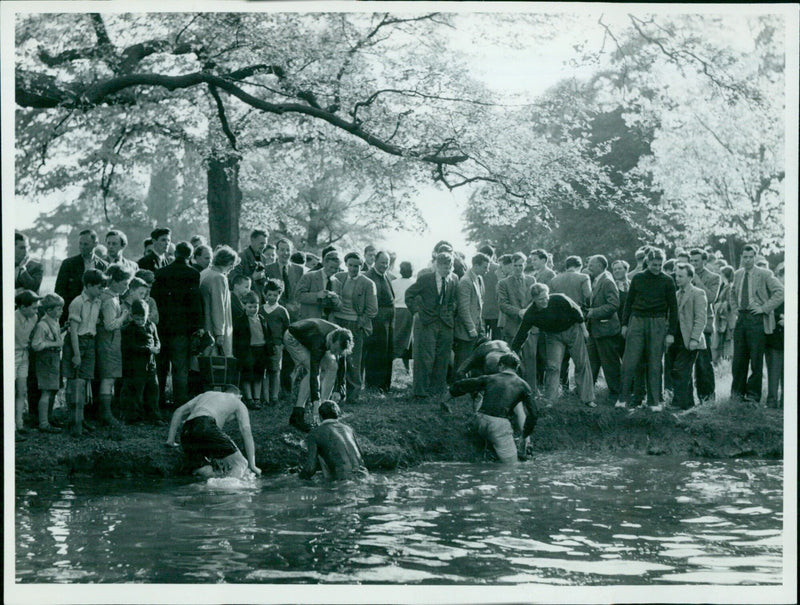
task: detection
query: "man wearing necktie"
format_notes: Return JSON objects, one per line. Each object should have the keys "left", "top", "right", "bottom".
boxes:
{"left": 364, "top": 251, "right": 396, "bottom": 391}
{"left": 497, "top": 252, "right": 538, "bottom": 392}
{"left": 729, "top": 244, "right": 784, "bottom": 403}
{"left": 405, "top": 251, "right": 459, "bottom": 401}
{"left": 668, "top": 263, "right": 708, "bottom": 410}
{"left": 453, "top": 252, "right": 490, "bottom": 374}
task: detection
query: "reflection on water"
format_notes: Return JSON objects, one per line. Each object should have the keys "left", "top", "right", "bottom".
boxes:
{"left": 16, "top": 453, "right": 783, "bottom": 584}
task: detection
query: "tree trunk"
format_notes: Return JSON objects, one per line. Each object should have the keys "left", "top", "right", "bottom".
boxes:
{"left": 207, "top": 154, "right": 242, "bottom": 249}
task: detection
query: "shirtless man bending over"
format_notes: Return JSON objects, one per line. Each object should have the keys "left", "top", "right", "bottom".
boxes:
{"left": 454, "top": 338, "right": 512, "bottom": 380}
{"left": 165, "top": 387, "right": 261, "bottom": 479}
{"left": 299, "top": 400, "right": 368, "bottom": 480}
{"left": 449, "top": 353, "right": 538, "bottom": 463}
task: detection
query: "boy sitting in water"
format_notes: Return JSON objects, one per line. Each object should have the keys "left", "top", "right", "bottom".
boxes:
{"left": 165, "top": 386, "right": 261, "bottom": 479}
{"left": 299, "top": 400, "right": 367, "bottom": 481}
{"left": 449, "top": 352, "right": 538, "bottom": 463}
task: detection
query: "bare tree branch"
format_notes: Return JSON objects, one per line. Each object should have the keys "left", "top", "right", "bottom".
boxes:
{"left": 208, "top": 84, "right": 237, "bottom": 151}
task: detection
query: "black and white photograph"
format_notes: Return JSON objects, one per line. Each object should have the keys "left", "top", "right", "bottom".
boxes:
{"left": 3, "top": 2, "right": 797, "bottom": 604}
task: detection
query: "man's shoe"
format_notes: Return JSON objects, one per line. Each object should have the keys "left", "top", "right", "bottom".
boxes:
{"left": 38, "top": 425, "right": 62, "bottom": 434}
{"left": 614, "top": 400, "right": 627, "bottom": 409}
{"left": 585, "top": 401, "right": 597, "bottom": 408}
{"left": 17, "top": 426, "right": 30, "bottom": 435}
{"left": 650, "top": 404, "right": 664, "bottom": 412}
{"left": 15, "top": 431, "right": 27, "bottom": 442}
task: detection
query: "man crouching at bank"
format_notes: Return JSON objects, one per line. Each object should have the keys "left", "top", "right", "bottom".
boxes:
{"left": 449, "top": 353, "right": 538, "bottom": 463}
{"left": 165, "top": 386, "right": 261, "bottom": 479}
{"left": 299, "top": 400, "right": 368, "bottom": 480}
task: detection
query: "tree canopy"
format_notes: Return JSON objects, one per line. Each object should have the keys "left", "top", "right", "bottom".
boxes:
{"left": 14, "top": 10, "right": 788, "bottom": 258}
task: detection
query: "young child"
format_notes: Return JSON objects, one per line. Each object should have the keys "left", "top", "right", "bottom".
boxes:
{"left": 135, "top": 269, "right": 159, "bottom": 325}
{"left": 230, "top": 274, "right": 251, "bottom": 321}
{"left": 30, "top": 293, "right": 66, "bottom": 433}
{"left": 15, "top": 290, "right": 42, "bottom": 440}
{"left": 62, "top": 269, "right": 105, "bottom": 437}
{"left": 261, "top": 278, "right": 291, "bottom": 406}
{"left": 120, "top": 299, "right": 162, "bottom": 423}
{"left": 120, "top": 276, "right": 149, "bottom": 319}
{"left": 233, "top": 290, "right": 272, "bottom": 409}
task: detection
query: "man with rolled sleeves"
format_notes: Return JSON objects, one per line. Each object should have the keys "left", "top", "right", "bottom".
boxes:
{"left": 729, "top": 243, "right": 784, "bottom": 403}
{"left": 364, "top": 250, "right": 396, "bottom": 391}
{"left": 511, "top": 283, "right": 595, "bottom": 408}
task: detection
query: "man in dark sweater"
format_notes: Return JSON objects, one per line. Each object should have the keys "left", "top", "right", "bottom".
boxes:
{"left": 616, "top": 248, "right": 678, "bottom": 411}
{"left": 511, "top": 284, "right": 595, "bottom": 408}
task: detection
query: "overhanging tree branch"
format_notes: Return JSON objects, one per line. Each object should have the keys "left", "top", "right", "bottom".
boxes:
{"left": 208, "top": 83, "right": 237, "bottom": 151}
{"left": 15, "top": 69, "right": 469, "bottom": 165}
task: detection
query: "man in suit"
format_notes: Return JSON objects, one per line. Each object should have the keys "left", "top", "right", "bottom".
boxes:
{"left": 497, "top": 252, "right": 538, "bottom": 392}
{"left": 668, "top": 263, "right": 708, "bottom": 410}
{"left": 689, "top": 248, "right": 720, "bottom": 404}
{"left": 454, "top": 252, "right": 489, "bottom": 373}
{"left": 478, "top": 245, "right": 502, "bottom": 340}
{"left": 229, "top": 229, "right": 270, "bottom": 302}
{"left": 550, "top": 255, "right": 592, "bottom": 389}
{"left": 530, "top": 249, "right": 555, "bottom": 286}
{"left": 138, "top": 227, "right": 171, "bottom": 272}
{"left": 15, "top": 231, "right": 44, "bottom": 294}
{"left": 295, "top": 250, "right": 342, "bottom": 320}
{"left": 104, "top": 230, "right": 139, "bottom": 275}
{"left": 265, "top": 238, "right": 304, "bottom": 317}
{"left": 330, "top": 252, "right": 378, "bottom": 403}
{"left": 729, "top": 243, "right": 784, "bottom": 403}
{"left": 151, "top": 242, "right": 203, "bottom": 409}
{"left": 54, "top": 228, "right": 109, "bottom": 325}
{"left": 405, "top": 251, "right": 459, "bottom": 401}
{"left": 364, "top": 250, "right": 396, "bottom": 391}
{"left": 585, "top": 255, "right": 622, "bottom": 401}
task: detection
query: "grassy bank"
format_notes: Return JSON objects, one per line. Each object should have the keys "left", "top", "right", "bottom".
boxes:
{"left": 15, "top": 361, "right": 783, "bottom": 482}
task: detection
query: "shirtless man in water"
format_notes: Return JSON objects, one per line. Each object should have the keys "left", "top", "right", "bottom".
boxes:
{"left": 165, "top": 387, "right": 261, "bottom": 479}
{"left": 299, "top": 400, "right": 367, "bottom": 480}
{"left": 449, "top": 353, "right": 538, "bottom": 463}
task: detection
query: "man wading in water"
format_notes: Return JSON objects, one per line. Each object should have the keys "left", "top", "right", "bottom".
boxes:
{"left": 299, "top": 400, "right": 368, "bottom": 480}
{"left": 449, "top": 352, "right": 538, "bottom": 463}
{"left": 165, "top": 387, "right": 261, "bottom": 479}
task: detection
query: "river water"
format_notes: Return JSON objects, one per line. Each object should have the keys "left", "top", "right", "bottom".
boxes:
{"left": 15, "top": 453, "right": 784, "bottom": 586}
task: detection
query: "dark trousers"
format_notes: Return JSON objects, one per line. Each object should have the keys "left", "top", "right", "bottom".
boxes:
{"left": 333, "top": 318, "right": 365, "bottom": 401}
{"left": 157, "top": 333, "right": 191, "bottom": 409}
{"left": 588, "top": 334, "right": 622, "bottom": 398}
{"left": 453, "top": 336, "right": 477, "bottom": 380}
{"left": 620, "top": 315, "right": 667, "bottom": 406}
{"left": 693, "top": 332, "right": 715, "bottom": 401}
{"left": 364, "top": 308, "right": 395, "bottom": 391}
{"left": 731, "top": 312, "right": 766, "bottom": 401}
{"left": 484, "top": 318, "right": 500, "bottom": 341}
{"left": 560, "top": 351, "right": 571, "bottom": 388}
{"left": 765, "top": 345, "right": 783, "bottom": 408}
{"left": 120, "top": 373, "right": 160, "bottom": 422}
{"left": 664, "top": 341, "right": 676, "bottom": 392}
{"left": 669, "top": 339, "right": 699, "bottom": 409}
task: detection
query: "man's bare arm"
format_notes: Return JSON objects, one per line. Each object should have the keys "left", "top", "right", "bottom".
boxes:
{"left": 236, "top": 404, "right": 261, "bottom": 475}
{"left": 166, "top": 402, "right": 194, "bottom": 445}
{"left": 299, "top": 434, "right": 320, "bottom": 479}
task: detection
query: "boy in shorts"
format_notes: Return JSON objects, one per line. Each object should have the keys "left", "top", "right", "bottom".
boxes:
{"left": 261, "top": 278, "right": 291, "bottom": 406}
{"left": 165, "top": 386, "right": 261, "bottom": 479}
{"left": 62, "top": 269, "right": 105, "bottom": 437}
{"left": 31, "top": 293, "right": 66, "bottom": 433}
{"left": 15, "top": 290, "right": 41, "bottom": 440}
